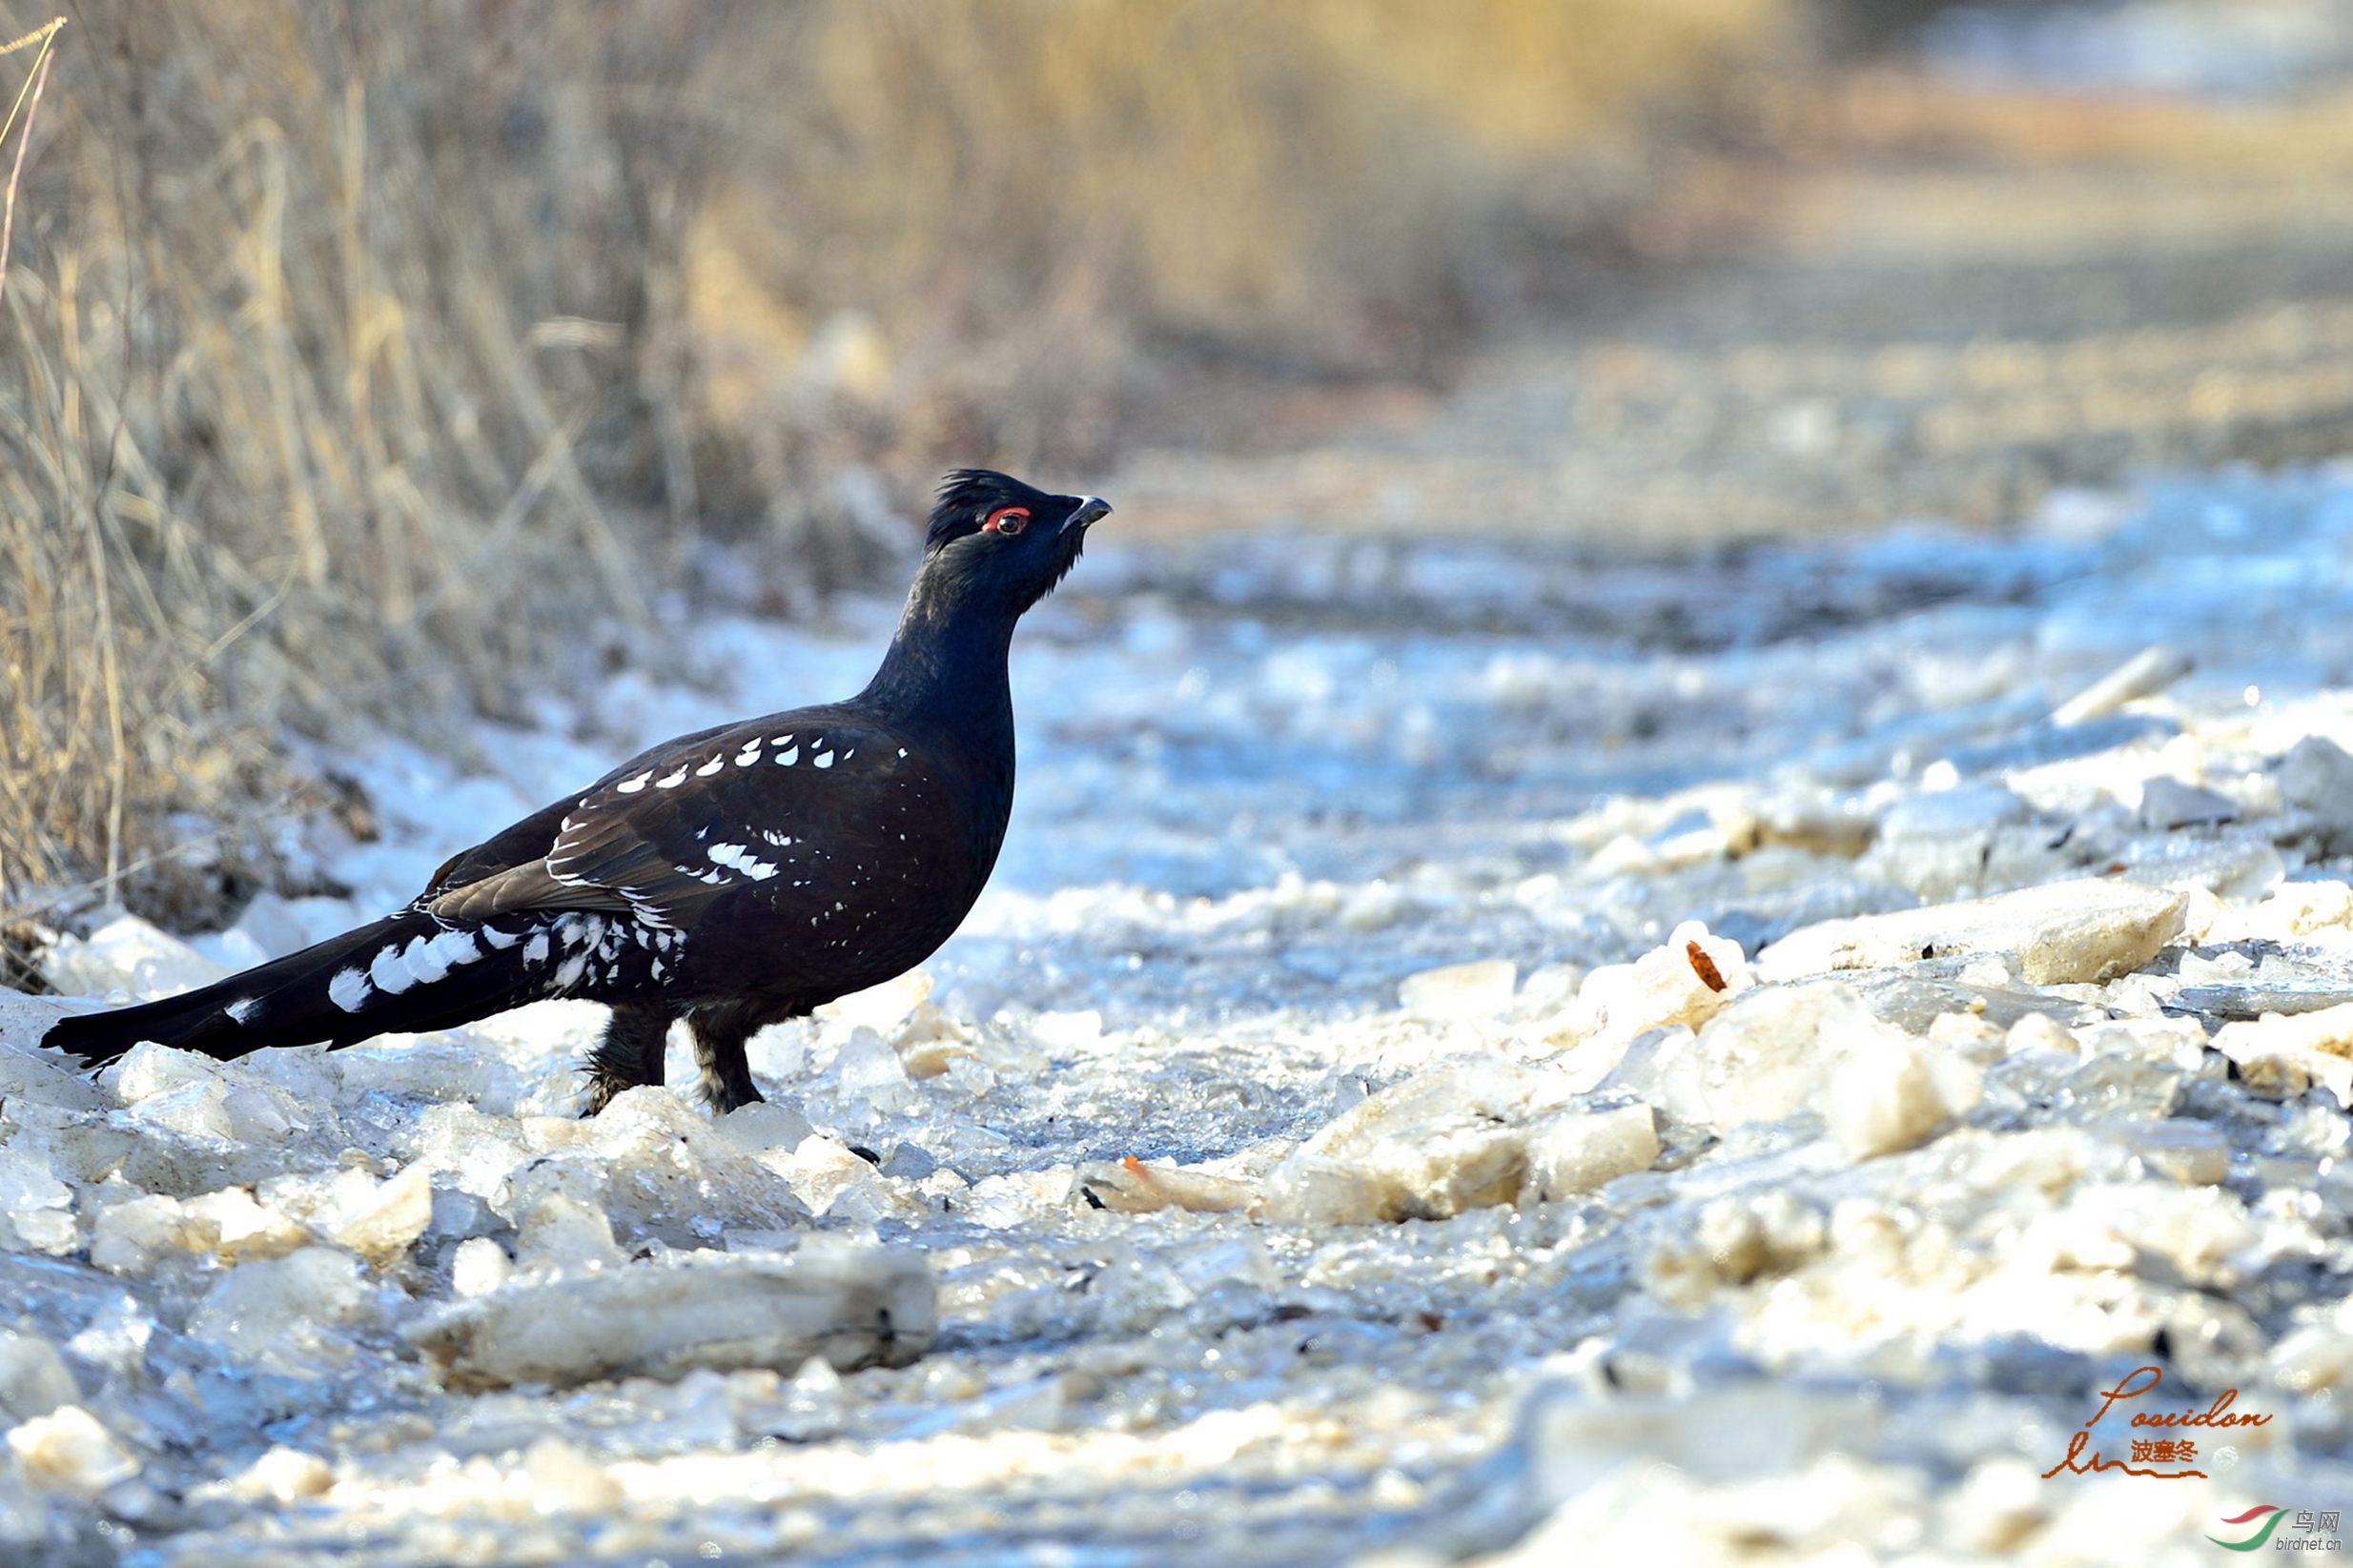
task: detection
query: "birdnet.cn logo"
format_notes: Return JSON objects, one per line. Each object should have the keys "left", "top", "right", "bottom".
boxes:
{"left": 2207, "top": 1506, "right": 2343, "bottom": 1553}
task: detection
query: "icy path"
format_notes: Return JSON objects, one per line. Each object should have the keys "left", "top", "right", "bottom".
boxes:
{"left": 12, "top": 470, "right": 2353, "bottom": 1563}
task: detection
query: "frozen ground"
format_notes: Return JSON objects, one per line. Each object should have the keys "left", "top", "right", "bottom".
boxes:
{"left": 10, "top": 469, "right": 2353, "bottom": 1562}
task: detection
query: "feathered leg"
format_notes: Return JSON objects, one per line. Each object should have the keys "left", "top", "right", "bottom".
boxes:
{"left": 579, "top": 1003, "right": 678, "bottom": 1116}
{"left": 688, "top": 998, "right": 796, "bottom": 1113}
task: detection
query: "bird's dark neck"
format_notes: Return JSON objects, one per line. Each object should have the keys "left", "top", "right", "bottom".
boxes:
{"left": 854, "top": 558, "right": 1020, "bottom": 752}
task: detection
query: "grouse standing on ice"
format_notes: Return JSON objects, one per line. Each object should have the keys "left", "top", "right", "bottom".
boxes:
{"left": 45, "top": 471, "right": 1110, "bottom": 1113}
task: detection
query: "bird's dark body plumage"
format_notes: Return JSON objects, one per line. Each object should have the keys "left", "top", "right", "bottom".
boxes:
{"left": 45, "top": 471, "right": 1109, "bottom": 1112}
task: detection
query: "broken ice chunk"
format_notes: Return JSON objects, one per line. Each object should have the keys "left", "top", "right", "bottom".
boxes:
{"left": 1757, "top": 878, "right": 2186, "bottom": 986}
{"left": 2096, "top": 1118, "right": 2230, "bottom": 1185}
{"left": 2212, "top": 1004, "right": 2353, "bottom": 1106}
{"left": 328, "top": 1163, "right": 435, "bottom": 1269}
{"left": 2136, "top": 775, "right": 2237, "bottom": 830}
{"left": 1398, "top": 960, "right": 1517, "bottom": 1020}
{"left": 2050, "top": 643, "right": 2190, "bottom": 725}
{"left": 831, "top": 1028, "right": 920, "bottom": 1114}
{"left": 2280, "top": 734, "right": 2353, "bottom": 856}
{"left": 110, "top": 1042, "right": 220, "bottom": 1105}
{"left": 1523, "top": 1105, "right": 1659, "bottom": 1200}
{"left": 219, "top": 1446, "right": 335, "bottom": 1505}
{"left": 449, "top": 1236, "right": 512, "bottom": 1298}
{"left": 712, "top": 1099, "right": 817, "bottom": 1153}
{"left": 0, "top": 1147, "right": 74, "bottom": 1255}
{"left": 406, "top": 1240, "right": 934, "bottom": 1391}
{"left": 1545, "top": 922, "right": 1752, "bottom": 1087}
{"left": 0, "top": 1330, "right": 78, "bottom": 1422}
{"left": 41, "top": 914, "right": 228, "bottom": 1002}
{"left": 185, "top": 1247, "right": 379, "bottom": 1372}
{"left": 1339, "top": 880, "right": 1410, "bottom": 931}
{"left": 1821, "top": 1034, "right": 1981, "bottom": 1159}
{"left": 1074, "top": 1157, "right": 1258, "bottom": 1214}
{"left": 814, "top": 968, "right": 932, "bottom": 1034}
{"left": 88, "top": 1194, "right": 209, "bottom": 1274}
{"left": 1858, "top": 783, "right": 2059, "bottom": 901}
{"left": 2116, "top": 837, "right": 2282, "bottom": 902}
{"left": 511, "top": 1189, "right": 626, "bottom": 1274}
{"left": 1687, "top": 982, "right": 1880, "bottom": 1125}
{"left": 7, "top": 1405, "right": 139, "bottom": 1497}
{"left": 182, "top": 1186, "right": 310, "bottom": 1264}
{"left": 1260, "top": 1058, "right": 1533, "bottom": 1225}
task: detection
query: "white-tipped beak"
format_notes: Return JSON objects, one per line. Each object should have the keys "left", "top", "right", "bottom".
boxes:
{"left": 1063, "top": 497, "right": 1112, "bottom": 535}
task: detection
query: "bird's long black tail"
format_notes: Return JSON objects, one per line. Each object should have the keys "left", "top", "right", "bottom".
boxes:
{"left": 42, "top": 911, "right": 542, "bottom": 1069}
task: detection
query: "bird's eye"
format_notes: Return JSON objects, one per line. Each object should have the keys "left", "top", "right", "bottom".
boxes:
{"left": 982, "top": 506, "right": 1030, "bottom": 536}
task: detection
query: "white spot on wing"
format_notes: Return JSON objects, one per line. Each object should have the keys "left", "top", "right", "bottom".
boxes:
{"left": 813, "top": 750, "right": 834, "bottom": 769}
{"left": 696, "top": 755, "right": 725, "bottom": 777}
{"left": 775, "top": 746, "right": 799, "bottom": 766}
{"left": 480, "top": 924, "right": 522, "bottom": 949}
{"left": 707, "top": 843, "right": 779, "bottom": 880}
{"left": 614, "top": 771, "right": 652, "bottom": 794}
{"left": 657, "top": 766, "right": 689, "bottom": 788}
{"left": 226, "top": 996, "right": 263, "bottom": 1026}
{"left": 523, "top": 933, "right": 551, "bottom": 965}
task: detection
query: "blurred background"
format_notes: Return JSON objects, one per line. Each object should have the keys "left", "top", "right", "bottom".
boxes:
{"left": 5, "top": 0, "right": 2353, "bottom": 927}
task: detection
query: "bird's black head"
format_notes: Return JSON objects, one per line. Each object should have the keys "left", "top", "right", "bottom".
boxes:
{"left": 922, "top": 469, "right": 1110, "bottom": 614}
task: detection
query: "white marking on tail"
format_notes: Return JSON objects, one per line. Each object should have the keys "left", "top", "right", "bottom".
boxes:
{"left": 329, "top": 968, "right": 371, "bottom": 1012}
{"left": 401, "top": 934, "right": 452, "bottom": 986}
{"left": 428, "top": 930, "right": 482, "bottom": 968}
{"left": 523, "top": 933, "right": 551, "bottom": 965}
{"left": 480, "top": 924, "right": 521, "bottom": 949}
{"left": 369, "top": 945, "right": 417, "bottom": 994}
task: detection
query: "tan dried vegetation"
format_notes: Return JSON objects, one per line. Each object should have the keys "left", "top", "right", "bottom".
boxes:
{"left": 0, "top": 0, "right": 1781, "bottom": 927}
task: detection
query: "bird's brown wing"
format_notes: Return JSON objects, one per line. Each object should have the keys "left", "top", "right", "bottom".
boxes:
{"left": 416, "top": 721, "right": 736, "bottom": 902}
{"left": 423, "top": 712, "right": 915, "bottom": 933}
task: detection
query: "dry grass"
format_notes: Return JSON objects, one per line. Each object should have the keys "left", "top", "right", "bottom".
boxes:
{"left": 0, "top": 0, "right": 1786, "bottom": 927}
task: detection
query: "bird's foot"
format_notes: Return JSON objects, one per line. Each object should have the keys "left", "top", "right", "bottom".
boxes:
{"left": 699, "top": 1071, "right": 766, "bottom": 1116}
{"left": 577, "top": 1063, "right": 636, "bottom": 1118}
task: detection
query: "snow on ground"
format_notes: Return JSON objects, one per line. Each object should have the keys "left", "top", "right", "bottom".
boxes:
{"left": 10, "top": 468, "right": 2353, "bottom": 1562}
